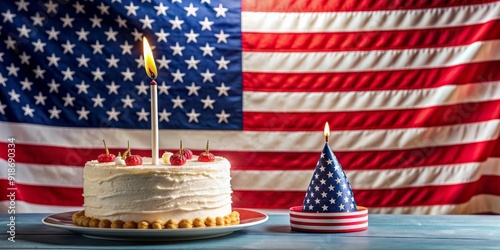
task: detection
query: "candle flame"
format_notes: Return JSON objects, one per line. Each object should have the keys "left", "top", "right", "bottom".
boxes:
{"left": 143, "top": 36, "right": 158, "bottom": 79}
{"left": 324, "top": 122, "right": 330, "bottom": 137}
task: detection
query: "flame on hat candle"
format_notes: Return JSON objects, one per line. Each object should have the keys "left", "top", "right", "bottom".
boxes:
{"left": 143, "top": 36, "right": 159, "bottom": 165}
{"left": 324, "top": 122, "right": 330, "bottom": 143}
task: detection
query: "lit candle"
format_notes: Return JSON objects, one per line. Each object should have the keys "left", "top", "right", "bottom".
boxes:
{"left": 143, "top": 36, "right": 159, "bottom": 165}
{"left": 324, "top": 122, "right": 330, "bottom": 143}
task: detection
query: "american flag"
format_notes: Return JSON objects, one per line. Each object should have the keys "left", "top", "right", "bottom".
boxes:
{"left": 1, "top": 0, "right": 500, "bottom": 214}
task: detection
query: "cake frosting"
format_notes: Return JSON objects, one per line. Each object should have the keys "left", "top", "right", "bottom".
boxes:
{"left": 73, "top": 155, "right": 239, "bottom": 229}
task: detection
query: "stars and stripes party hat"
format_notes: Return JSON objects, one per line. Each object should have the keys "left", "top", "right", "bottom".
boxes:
{"left": 290, "top": 123, "right": 368, "bottom": 233}
{"left": 301, "top": 143, "right": 357, "bottom": 213}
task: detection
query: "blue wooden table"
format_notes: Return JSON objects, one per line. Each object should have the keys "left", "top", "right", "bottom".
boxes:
{"left": 1, "top": 212, "right": 499, "bottom": 249}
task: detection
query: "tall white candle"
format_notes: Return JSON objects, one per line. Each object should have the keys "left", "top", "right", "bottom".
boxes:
{"left": 150, "top": 81, "right": 158, "bottom": 165}
{"left": 143, "top": 36, "right": 159, "bottom": 165}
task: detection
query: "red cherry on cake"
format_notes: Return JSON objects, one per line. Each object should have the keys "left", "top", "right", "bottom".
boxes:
{"left": 198, "top": 140, "right": 215, "bottom": 162}
{"left": 170, "top": 140, "right": 187, "bottom": 166}
{"left": 122, "top": 140, "right": 142, "bottom": 166}
{"left": 183, "top": 149, "right": 193, "bottom": 159}
{"left": 97, "top": 139, "right": 116, "bottom": 163}
{"left": 97, "top": 154, "right": 116, "bottom": 163}
{"left": 125, "top": 155, "right": 143, "bottom": 166}
{"left": 170, "top": 153, "right": 187, "bottom": 166}
{"left": 198, "top": 152, "right": 215, "bottom": 162}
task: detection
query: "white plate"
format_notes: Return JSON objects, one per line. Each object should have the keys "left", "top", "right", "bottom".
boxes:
{"left": 42, "top": 208, "right": 268, "bottom": 241}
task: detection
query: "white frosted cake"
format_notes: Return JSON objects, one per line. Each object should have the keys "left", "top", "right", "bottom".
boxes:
{"left": 73, "top": 155, "right": 239, "bottom": 229}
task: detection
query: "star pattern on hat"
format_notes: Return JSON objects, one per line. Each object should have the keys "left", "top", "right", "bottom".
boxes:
{"left": 302, "top": 143, "right": 357, "bottom": 212}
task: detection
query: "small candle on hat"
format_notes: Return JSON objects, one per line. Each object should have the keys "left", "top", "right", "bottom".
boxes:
{"left": 143, "top": 36, "right": 159, "bottom": 165}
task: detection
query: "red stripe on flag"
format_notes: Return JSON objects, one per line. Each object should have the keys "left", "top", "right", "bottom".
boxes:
{"left": 228, "top": 141, "right": 494, "bottom": 171}
{"left": 1, "top": 140, "right": 495, "bottom": 170}
{"left": 243, "top": 61, "right": 500, "bottom": 92}
{"left": 232, "top": 175, "right": 500, "bottom": 208}
{"left": 243, "top": 20, "right": 500, "bottom": 52}
{"left": 0, "top": 143, "right": 160, "bottom": 167}
{"left": 0, "top": 143, "right": 89, "bottom": 167}
{"left": 491, "top": 139, "right": 500, "bottom": 157}
{"left": 357, "top": 175, "right": 500, "bottom": 207}
{"left": 244, "top": 100, "right": 500, "bottom": 131}
{"left": 242, "top": 0, "right": 498, "bottom": 12}
{"left": 0, "top": 180, "right": 83, "bottom": 206}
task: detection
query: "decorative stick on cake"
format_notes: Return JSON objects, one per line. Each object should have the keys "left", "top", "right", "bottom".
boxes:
{"left": 199, "top": 140, "right": 215, "bottom": 162}
{"left": 143, "top": 36, "right": 159, "bottom": 165}
{"left": 97, "top": 139, "right": 115, "bottom": 163}
{"left": 123, "top": 140, "right": 143, "bottom": 166}
{"left": 289, "top": 122, "right": 368, "bottom": 233}
{"left": 170, "top": 140, "right": 187, "bottom": 166}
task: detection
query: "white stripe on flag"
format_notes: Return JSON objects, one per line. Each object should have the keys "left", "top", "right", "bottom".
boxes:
{"left": 243, "top": 81, "right": 500, "bottom": 112}
{"left": 2, "top": 120, "right": 499, "bottom": 151}
{"left": 0, "top": 161, "right": 83, "bottom": 187}
{"left": 242, "top": 40, "right": 500, "bottom": 72}
{"left": 242, "top": 2, "right": 500, "bottom": 32}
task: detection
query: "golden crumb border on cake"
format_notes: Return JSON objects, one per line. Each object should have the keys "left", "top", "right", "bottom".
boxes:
{"left": 72, "top": 210, "right": 240, "bottom": 229}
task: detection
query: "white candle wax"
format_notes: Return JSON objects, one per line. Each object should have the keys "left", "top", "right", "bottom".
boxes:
{"left": 151, "top": 81, "right": 159, "bottom": 165}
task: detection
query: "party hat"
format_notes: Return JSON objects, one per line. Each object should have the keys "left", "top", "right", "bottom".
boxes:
{"left": 301, "top": 143, "right": 357, "bottom": 212}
